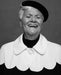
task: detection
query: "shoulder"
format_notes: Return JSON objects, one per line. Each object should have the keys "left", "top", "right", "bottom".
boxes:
{"left": 1, "top": 34, "right": 22, "bottom": 50}
{"left": 47, "top": 40, "right": 61, "bottom": 50}
{"left": 0, "top": 41, "right": 14, "bottom": 56}
{"left": 1, "top": 41, "right": 14, "bottom": 50}
{"left": 0, "top": 36, "right": 20, "bottom": 59}
{"left": 0, "top": 41, "right": 15, "bottom": 65}
{"left": 0, "top": 35, "right": 22, "bottom": 67}
{"left": 46, "top": 40, "right": 61, "bottom": 56}
{"left": 46, "top": 40, "right": 61, "bottom": 65}
{"left": 41, "top": 34, "right": 61, "bottom": 50}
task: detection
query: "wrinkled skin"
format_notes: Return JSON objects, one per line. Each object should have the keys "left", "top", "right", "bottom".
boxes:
{"left": 20, "top": 7, "right": 44, "bottom": 40}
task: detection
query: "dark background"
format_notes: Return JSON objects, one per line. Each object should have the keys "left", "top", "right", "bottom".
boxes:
{"left": 0, "top": 0, "right": 61, "bottom": 47}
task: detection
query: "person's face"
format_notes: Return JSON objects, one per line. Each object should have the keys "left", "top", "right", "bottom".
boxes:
{"left": 21, "top": 7, "right": 44, "bottom": 36}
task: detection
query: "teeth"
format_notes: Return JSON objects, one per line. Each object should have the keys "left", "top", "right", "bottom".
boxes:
{"left": 28, "top": 25, "right": 38, "bottom": 27}
{"left": 29, "top": 26, "right": 38, "bottom": 28}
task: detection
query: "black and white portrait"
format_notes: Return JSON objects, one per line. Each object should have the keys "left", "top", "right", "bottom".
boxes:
{"left": 0, "top": 0, "right": 61, "bottom": 75}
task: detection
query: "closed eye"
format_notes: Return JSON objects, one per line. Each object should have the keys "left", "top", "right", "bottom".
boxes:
{"left": 26, "top": 15, "right": 31, "bottom": 18}
{"left": 36, "top": 16, "right": 41, "bottom": 19}
{"left": 26, "top": 14, "right": 32, "bottom": 18}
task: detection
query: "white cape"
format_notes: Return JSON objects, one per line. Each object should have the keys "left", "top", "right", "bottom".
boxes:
{"left": 0, "top": 34, "right": 61, "bottom": 72}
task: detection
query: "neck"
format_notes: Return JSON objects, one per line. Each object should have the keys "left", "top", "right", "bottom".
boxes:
{"left": 24, "top": 33, "right": 40, "bottom": 40}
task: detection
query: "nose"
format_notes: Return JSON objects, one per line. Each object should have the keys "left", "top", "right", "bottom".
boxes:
{"left": 31, "top": 16, "right": 36, "bottom": 22}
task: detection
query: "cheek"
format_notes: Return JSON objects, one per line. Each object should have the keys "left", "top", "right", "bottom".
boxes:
{"left": 38, "top": 19, "right": 43, "bottom": 23}
{"left": 22, "top": 17, "right": 30, "bottom": 25}
{"left": 22, "top": 18, "right": 26, "bottom": 25}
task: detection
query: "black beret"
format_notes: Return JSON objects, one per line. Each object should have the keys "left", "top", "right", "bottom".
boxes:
{"left": 22, "top": 0, "right": 49, "bottom": 22}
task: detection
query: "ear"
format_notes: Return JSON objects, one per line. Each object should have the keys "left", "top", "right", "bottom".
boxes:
{"left": 19, "top": 8, "right": 24, "bottom": 27}
{"left": 19, "top": 9, "right": 24, "bottom": 20}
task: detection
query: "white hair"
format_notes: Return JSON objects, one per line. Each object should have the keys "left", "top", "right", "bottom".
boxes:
{"left": 19, "top": 6, "right": 33, "bottom": 20}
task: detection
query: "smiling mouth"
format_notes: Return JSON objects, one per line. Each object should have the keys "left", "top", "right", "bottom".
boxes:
{"left": 28, "top": 24, "right": 38, "bottom": 28}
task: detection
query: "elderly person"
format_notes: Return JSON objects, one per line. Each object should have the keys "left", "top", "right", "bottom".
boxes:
{"left": 0, "top": 0, "right": 61, "bottom": 73}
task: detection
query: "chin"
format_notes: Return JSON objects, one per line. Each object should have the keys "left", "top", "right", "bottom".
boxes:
{"left": 27, "top": 31, "right": 39, "bottom": 36}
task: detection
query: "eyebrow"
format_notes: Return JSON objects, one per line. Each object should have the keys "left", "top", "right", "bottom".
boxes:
{"left": 26, "top": 14, "right": 41, "bottom": 17}
{"left": 26, "top": 14, "right": 32, "bottom": 16}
